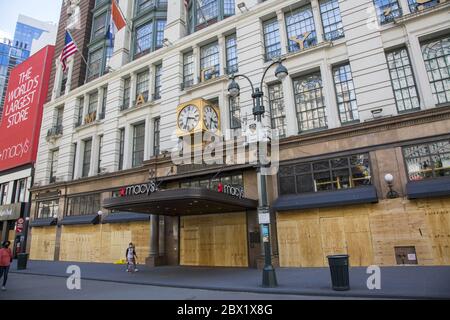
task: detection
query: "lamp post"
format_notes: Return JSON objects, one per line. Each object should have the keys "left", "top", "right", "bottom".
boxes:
{"left": 228, "top": 59, "right": 288, "bottom": 288}
{"left": 384, "top": 173, "right": 399, "bottom": 199}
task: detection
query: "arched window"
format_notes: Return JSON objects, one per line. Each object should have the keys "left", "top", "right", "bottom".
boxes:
{"left": 188, "top": 0, "right": 235, "bottom": 34}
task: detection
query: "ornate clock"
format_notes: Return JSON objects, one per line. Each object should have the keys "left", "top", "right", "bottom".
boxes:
{"left": 176, "top": 99, "right": 221, "bottom": 137}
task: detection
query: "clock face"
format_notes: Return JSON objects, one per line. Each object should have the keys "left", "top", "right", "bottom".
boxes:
{"left": 203, "top": 105, "right": 219, "bottom": 132}
{"left": 178, "top": 105, "right": 200, "bottom": 132}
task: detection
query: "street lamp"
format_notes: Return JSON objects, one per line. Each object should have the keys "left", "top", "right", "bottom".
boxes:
{"left": 228, "top": 59, "right": 288, "bottom": 288}
{"left": 384, "top": 173, "right": 399, "bottom": 199}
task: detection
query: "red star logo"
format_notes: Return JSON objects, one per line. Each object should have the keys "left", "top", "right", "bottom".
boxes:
{"left": 119, "top": 188, "right": 126, "bottom": 197}
{"left": 218, "top": 183, "right": 223, "bottom": 193}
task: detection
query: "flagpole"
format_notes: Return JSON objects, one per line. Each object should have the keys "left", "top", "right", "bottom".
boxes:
{"left": 66, "top": 29, "right": 92, "bottom": 83}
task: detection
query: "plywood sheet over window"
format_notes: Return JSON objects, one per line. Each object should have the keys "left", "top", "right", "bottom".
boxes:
{"left": 277, "top": 210, "right": 374, "bottom": 267}
{"left": 59, "top": 222, "right": 150, "bottom": 263}
{"left": 29, "top": 227, "right": 56, "bottom": 261}
{"left": 180, "top": 213, "right": 248, "bottom": 267}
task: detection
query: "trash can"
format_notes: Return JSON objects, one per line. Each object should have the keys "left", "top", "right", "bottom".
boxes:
{"left": 327, "top": 254, "right": 350, "bottom": 291}
{"left": 17, "top": 253, "right": 29, "bottom": 270}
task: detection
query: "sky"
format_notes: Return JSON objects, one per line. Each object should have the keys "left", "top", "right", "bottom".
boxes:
{"left": 0, "top": 0, "right": 63, "bottom": 39}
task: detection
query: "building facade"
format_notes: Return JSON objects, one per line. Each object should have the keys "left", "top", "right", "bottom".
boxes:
{"left": 29, "top": 0, "right": 450, "bottom": 267}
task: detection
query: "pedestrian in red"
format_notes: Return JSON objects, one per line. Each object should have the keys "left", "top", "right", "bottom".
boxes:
{"left": 0, "top": 241, "right": 13, "bottom": 291}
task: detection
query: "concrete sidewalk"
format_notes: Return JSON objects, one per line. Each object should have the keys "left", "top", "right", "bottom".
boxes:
{"left": 10, "top": 260, "right": 450, "bottom": 299}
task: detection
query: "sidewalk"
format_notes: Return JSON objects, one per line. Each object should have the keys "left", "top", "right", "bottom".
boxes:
{"left": 10, "top": 260, "right": 450, "bottom": 299}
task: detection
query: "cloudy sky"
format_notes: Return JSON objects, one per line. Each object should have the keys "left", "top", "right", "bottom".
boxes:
{"left": 0, "top": 0, "right": 63, "bottom": 39}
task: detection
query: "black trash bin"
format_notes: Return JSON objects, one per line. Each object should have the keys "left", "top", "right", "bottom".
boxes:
{"left": 327, "top": 254, "right": 350, "bottom": 291}
{"left": 17, "top": 253, "right": 29, "bottom": 270}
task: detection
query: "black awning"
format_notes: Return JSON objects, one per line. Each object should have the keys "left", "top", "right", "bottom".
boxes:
{"left": 29, "top": 218, "right": 57, "bottom": 227}
{"left": 273, "top": 186, "right": 378, "bottom": 211}
{"left": 102, "top": 212, "right": 150, "bottom": 224}
{"left": 60, "top": 214, "right": 100, "bottom": 226}
{"left": 407, "top": 178, "right": 450, "bottom": 199}
{"left": 103, "top": 188, "right": 258, "bottom": 216}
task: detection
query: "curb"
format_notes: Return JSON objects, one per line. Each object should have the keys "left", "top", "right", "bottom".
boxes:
{"left": 10, "top": 270, "right": 446, "bottom": 300}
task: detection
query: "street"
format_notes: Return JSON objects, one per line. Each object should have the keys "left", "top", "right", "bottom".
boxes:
{"left": 0, "top": 273, "right": 368, "bottom": 300}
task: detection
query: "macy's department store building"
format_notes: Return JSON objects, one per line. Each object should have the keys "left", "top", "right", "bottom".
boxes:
{"left": 27, "top": 0, "right": 450, "bottom": 268}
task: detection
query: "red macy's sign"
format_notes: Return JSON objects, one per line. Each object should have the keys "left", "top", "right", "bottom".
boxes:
{"left": 0, "top": 45, "right": 54, "bottom": 171}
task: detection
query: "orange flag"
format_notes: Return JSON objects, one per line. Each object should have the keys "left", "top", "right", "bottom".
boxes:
{"left": 111, "top": 0, "right": 126, "bottom": 31}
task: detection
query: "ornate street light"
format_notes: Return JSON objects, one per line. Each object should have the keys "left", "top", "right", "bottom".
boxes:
{"left": 227, "top": 59, "right": 288, "bottom": 287}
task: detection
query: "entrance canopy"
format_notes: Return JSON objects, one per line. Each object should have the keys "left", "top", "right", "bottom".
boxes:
{"left": 103, "top": 188, "right": 258, "bottom": 216}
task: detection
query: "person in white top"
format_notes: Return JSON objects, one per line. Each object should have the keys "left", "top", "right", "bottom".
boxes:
{"left": 125, "top": 243, "right": 138, "bottom": 272}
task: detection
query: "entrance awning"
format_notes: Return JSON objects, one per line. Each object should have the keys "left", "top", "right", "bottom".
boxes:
{"left": 273, "top": 186, "right": 378, "bottom": 211}
{"left": 103, "top": 188, "right": 258, "bottom": 216}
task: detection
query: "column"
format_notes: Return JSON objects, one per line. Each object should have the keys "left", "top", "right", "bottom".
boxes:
{"left": 144, "top": 115, "right": 151, "bottom": 161}
{"left": 276, "top": 10, "right": 289, "bottom": 56}
{"left": 96, "top": 88, "right": 103, "bottom": 119}
{"left": 218, "top": 34, "right": 226, "bottom": 75}
{"left": 282, "top": 77, "right": 298, "bottom": 137}
{"left": 123, "top": 124, "right": 131, "bottom": 170}
{"left": 129, "top": 72, "right": 137, "bottom": 108}
{"left": 193, "top": 45, "right": 200, "bottom": 84}
{"left": 109, "top": 0, "right": 133, "bottom": 70}
{"left": 321, "top": 60, "right": 340, "bottom": 129}
{"left": 83, "top": 93, "right": 89, "bottom": 124}
{"left": 165, "top": 0, "right": 187, "bottom": 43}
{"left": 73, "top": 139, "right": 82, "bottom": 179}
{"left": 398, "top": 0, "right": 412, "bottom": 15}
{"left": 150, "top": 214, "right": 159, "bottom": 256}
{"left": 407, "top": 34, "right": 435, "bottom": 110}
{"left": 311, "top": 0, "right": 324, "bottom": 43}
{"left": 1, "top": 222, "right": 7, "bottom": 243}
{"left": 90, "top": 135, "right": 99, "bottom": 176}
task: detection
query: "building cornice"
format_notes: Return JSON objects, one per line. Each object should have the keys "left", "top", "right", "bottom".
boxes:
{"left": 394, "top": 2, "right": 450, "bottom": 24}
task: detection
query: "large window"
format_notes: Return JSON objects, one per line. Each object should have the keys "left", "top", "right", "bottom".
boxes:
{"left": 319, "top": 0, "right": 344, "bottom": 41}
{"left": 133, "top": 19, "right": 166, "bottom": 59}
{"left": 118, "top": 128, "right": 125, "bottom": 170}
{"left": 36, "top": 199, "right": 59, "bottom": 219}
{"left": 373, "top": 0, "right": 402, "bottom": 24}
{"left": 421, "top": 35, "right": 450, "bottom": 105}
{"left": 132, "top": 122, "right": 146, "bottom": 167}
{"left": 76, "top": 97, "right": 84, "bottom": 127}
{"left": 293, "top": 72, "right": 327, "bottom": 132}
{"left": 67, "top": 194, "right": 101, "bottom": 216}
{"left": 263, "top": 18, "right": 281, "bottom": 61}
{"left": 82, "top": 139, "right": 92, "bottom": 177}
{"left": 136, "top": 70, "right": 149, "bottom": 102}
{"left": 285, "top": 5, "right": 317, "bottom": 53}
{"left": 123, "top": 78, "right": 131, "bottom": 109}
{"left": 188, "top": 0, "right": 235, "bottom": 34}
{"left": 153, "top": 117, "right": 160, "bottom": 156}
{"left": 333, "top": 63, "right": 359, "bottom": 123}
{"left": 12, "top": 178, "right": 27, "bottom": 203}
{"left": 403, "top": 140, "right": 450, "bottom": 181}
{"left": 200, "top": 41, "right": 220, "bottom": 81}
{"left": 373, "top": 0, "right": 402, "bottom": 25}
{"left": 88, "top": 92, "right": 98, "bottom": 114}
{"left": 50, "top": 149, "right": 59, "bottom": 183}
{"left": 386, "top": 48, "right": 420, "bottom": 112}
{"left": 279, "top": 154, "right": 371, "bottom": 195}
{"left": 154, "top": 64, "right": 162, "bottom": 100}
{"left": 183, "top": 51, "right": 194, "bottom": 89}
{"left": 229, "top": 95, "right": 241, "bottom": 129}
{"left": 226, "top": 34, "right": 238, "bottom": 74}
{"left": 87, "top": 48, "right": 104, "bottom": 80}
{"left": 408, "top": 0, "right": 440, "bottom": 13}
{"left": 92, "top": 12, "right": 108, "bottom": 38}
{"left": 180, "top": 173, "right": 243, "bottom": 190}
{"left": 268, "top": 82, "right": 287, "bottom": 138}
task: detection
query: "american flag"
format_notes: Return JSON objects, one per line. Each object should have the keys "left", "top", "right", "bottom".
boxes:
{"left": 60, "top": 31, "right": 78, "bottom": 72}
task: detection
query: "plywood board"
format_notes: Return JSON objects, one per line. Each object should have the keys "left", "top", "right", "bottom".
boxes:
{"left": 29, "top": 227, "right": 56, "bottom": 261}
{"left": 180, "top": 212, "right": 248, "bottom": 267}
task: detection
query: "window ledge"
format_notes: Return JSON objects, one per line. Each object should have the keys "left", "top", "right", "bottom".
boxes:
{"left": 394, "top": 2, "right": 450, "bottom": 24}
{"left": 406, "top": 177, "right": 450, "bottom": 199}
{"left": 181, "top": 75, "right": 229, "bottom": 93}
{"left": 120, "top": 101, "right": 157, "bottom": 115}
{"left": 74, "top": 119, "right": 103, "bottom": 132}
{"left": 279, "top": 41, "right": 333, "bottom": 63}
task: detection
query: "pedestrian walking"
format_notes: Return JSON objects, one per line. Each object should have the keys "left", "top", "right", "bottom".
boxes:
{"left": 125, "top": 242, "right": 138, "bottom": 272}
{"left": 0, "top": 241, "right": 13, "bottom": 291}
